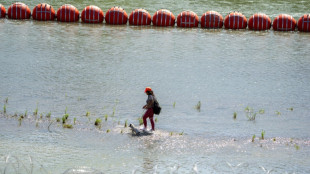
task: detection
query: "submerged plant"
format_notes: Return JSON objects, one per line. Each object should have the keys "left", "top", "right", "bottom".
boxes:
{"left": 106, "top": 129, "right": 110, "bottom": 133}
{"left": 288, "top": 107, "right": 294, "bottom": 111}
{"left": 56, "top": 118, "right": 61, "bottom": 122}
{"left": 261, "top": 130, "right": 265, "bottom": 140}
{"left": 46, "top": 112, "right": 51, "bottom": 118}
{"left": 273, "top": 137, "right": 276, "bottom": 141}
{"left": 275, "top": 111, "right": 281, "bottom": 116}
{"left": 173, "top": 102, "right": 176, "bottom": 108}
{"left": 259, "top": 109, "right": 265, "bottom": 114}
{"left": 179, "top": 131, "right": 184, "bottom": 136}
{"left": 104, "top": 114, "right": 108, "bottom": 121}
{"left": 34, "top": 103, "right": 38, "bottom": 116}
{"left": 94, "top": 118, "right": 102, "bottom": 126}
{"left": 245, "top": 106, "right": 257, "bottom": 121}
{"left": 62, "top": 113, "right": 69, "bottom": 124}
{"left": 155, "top": 117, "right": 158, "bottom": 122}
{"left": 63, "top": 124, "right": 73, "bottom": 129}
{"left": 195, "top": 101, "right": 201, "bottom": 111}
{"left": 74, "top": 117, "right": 76, "bottom": 125}
{"left": 233, "top": 112, "right": 237, "bottom": 120}
{"left": 24, "top": 110, "right": 28, "bottom": 117}
{"left": 3, "top": 104, "right": 6, "bottom": 114}
{"left": 252, "top": 134, "right": 256, "bottom": 142}
{"left": 124, "top": 120, "right": 128, "bottom": 128}
{"left": 295, "top": 144, "right": 300, "bottom": 150}
{"left": 138, "top": 117, "right": 143, "bottom": 126}
{"left": 86, "top": 111, "right": 90, "bottom": 117}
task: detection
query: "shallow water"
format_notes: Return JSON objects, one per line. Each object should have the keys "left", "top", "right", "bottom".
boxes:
{"left": 1, "top": 0, "right": 310, "bottom": 173}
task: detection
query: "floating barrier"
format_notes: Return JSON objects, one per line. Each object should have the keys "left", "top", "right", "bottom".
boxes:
{"left": 177, "top": 11, "right": 199, "bottom": 28}
{"left": 297, "top": 14, "right": 310, "bottom": 32}
{"left": 248, "top": 13, "right": 271, "bottom": 30}
{"left": 32, "top": 3, "right": 55, "bottom": 21}
{"left": 200, "top": 11, "right": 223, "bottom": 29}
{"left": 1, "top": 3, "right": 310, "bottom": 32}
{"left": 81, "top": 5, "right": 104, "bottom": 23}
{"left": 57, "top": 4, "right": 79, "bottom": 22}
{"left": 152, "top": 9, "right": 175, "bottom": 27}
{"left": 105, "top": 7, "right": 128, "bottom": 25}
{"left": 273, "top": 14, "right": 296, "bottom": 31}
{"left": 0, "top": 4, "right": 6, "bottom": 18}
{"left": 224, "top": 12, "right": 247, "bottom": 29}
{"left": 129, "top": 9, "right": 151, "bottom": 25}
{"left": 8, "top": 2, "right": 31, "bottom": 19}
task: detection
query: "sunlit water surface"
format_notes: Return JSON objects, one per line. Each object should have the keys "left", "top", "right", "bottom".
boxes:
{"left": 0, "top": 0, "right": 310, "bottom": 173}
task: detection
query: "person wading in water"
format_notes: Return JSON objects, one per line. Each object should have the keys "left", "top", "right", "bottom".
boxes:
{"left": 142, "top": 87, "right": 156, "bottom": 131}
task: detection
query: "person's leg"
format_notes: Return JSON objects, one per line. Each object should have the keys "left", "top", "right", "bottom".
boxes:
{"left": 150, "top": 116, "right": 155, "bottom": 131}
{"left": 143, "top": 108, "right": 153, "bottom": 129}
{"left": 142, "top": 112, "right": 148, "bottom": 129}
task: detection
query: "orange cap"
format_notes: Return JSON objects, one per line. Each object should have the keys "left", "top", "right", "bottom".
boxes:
{"left": 144, "top": 87, "right": 152, "bottom": 93}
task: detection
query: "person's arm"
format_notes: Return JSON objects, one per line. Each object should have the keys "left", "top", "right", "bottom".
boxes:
{"left": 143, "top": 96, "right": 154, "bottom": 109}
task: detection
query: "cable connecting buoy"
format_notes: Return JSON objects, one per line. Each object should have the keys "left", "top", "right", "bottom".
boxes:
{"left": 81, "top": 5, "right": 104, "bottom": 23}
{"left": 105, "top": 6, "right": 128, "bottom": 25}
{"left": 248, "top": 13, "right": 271, "bottom": 30}
{"left": 297, "top": 14, "right": 310, "bottom": 32}
{"left": 8, "top": 2, "right": 31, "bottom": 20}
{"left": 32, "top": 3, "right": 55, "bottom": 21}
{"left": 177, "top": 10, "right": 199, "bottom": 28}
{"left": 224, "top": 12, "right": 247, "bottom": 29}
{"left": 129, "top": 9, "right": 151, "bottom": 25}
{"left": 57, "top": 4, "right": 79, "bottom": 22}
{"left": 0, "top": 4, "right": 6, "bottom": 18}
{"left": 152, "top": 9, "right": 175, "bottom": 27}
{"left": 273, "top": 14, "right": 296, "bottom": 31}
{"left": 200, "top": 11, "right": 223, "bottom": 29}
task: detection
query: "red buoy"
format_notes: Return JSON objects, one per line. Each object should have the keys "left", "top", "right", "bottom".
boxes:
{"left": 81, "top": 5, "right": 104, "bottom": 23}
{"left": 224, "top": 12, "right": 247, "bottom": 29}
{"left": 8, "top": 2, "right": 31, "bottom": 19}
{"left": 129, "top": 9, "right": 151, "bottom": 25}
{"left": 248, "top": 13, "right": 271, "bottom": 30}
{"left": 297, "top": 14, "right": 310, "bottom": 32}
{"left": 273, "top": 14, "right": 296, "bottom": 31}
{"left": 177, "top": 11, "right": 199, "bottom": 28}
{"left": 0, "top": 4, "right": 6, "bottom": 18}
{"left": 105, "top": 7, "right": 128, "bottom": 25}
{"left": 57, "top": 4, "right": 79, "bottom": 22}
{"left": 152, "top": 9, "right": 175, "bottom": 27}
{"left": 32, "top": 3, "right": 55, "bottom": 21}
{"left": 201, "top": 11, "right": 223, "bottom": 29}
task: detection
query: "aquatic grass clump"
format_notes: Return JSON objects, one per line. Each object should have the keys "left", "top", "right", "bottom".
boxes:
{"left": 33, "top": 103, "right": 38, "bottom": 116}
{"left": 56, "top": 118, "right": 61, "bottom": 122}
{"left": 86, "top": 111, "right": 90, "bottom": 117}
{"left": 244, "top": 106, "right": 260, "bottom": 121}
{"left": 104, "top": 114, "right": 108, "bottom": 121}
{"left": 106, "top": 129, "right": 110, "bottom": 133}
{"left": 124, "top": 120, "right": 128, "bottom": 128}
{"left": 62, "top": 114, "right": 69, "bottom": 124}
{"left": 195, "top": 101, "right": 201, "bottom": 111}
{"left": 173, "top": 102, "right": 176, "bottom": 108}
{"left": 295, "top": 144, "right": 300, "bottom": 150}
{"left": 252, "top": 134, "right": 256, "bottom": 142}
{"left": 138, "top": 117, "right": 143, "bottom": 126}
{"left": 94, "top": 118, "right": 102, "bottom": 126}
{"left": 63, "top": 124, "right": 73, "bottom": 129}
{"left": 155, "top": 117, "right": 158, "bottom": 122}
{"left": 3, "top": 104, "right": 6, "bottom": 114}
{"left": 261, "top": 130, "right": 265, "bottom": 140}
{"left": 74, "top": 117, "right": 76, "bottom": 125}
{"left": 233, "top": 112, "right": 237, "bottom": 120}
{"left": 46, "top": 112, "right": 51, "bottom": 118}
{"left": 288, "top": 107, "right": 294, "bottom": 111}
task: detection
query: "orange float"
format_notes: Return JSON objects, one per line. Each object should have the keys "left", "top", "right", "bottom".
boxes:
{"left": 152, "top": 9, "right": 175, "bottom": 27}
{"left": 224, "top": 12, "right": 247, "bottom": 29}
{"left": 248, "top": 13, "right": 271, "bottom": 30}
{"left": 105, "top": 7, "right": 128, "bottom": 25}
{"left": 201, "top": 11, "right": 223, "bottom": 28}
{"left": 32, "top": 3, "right": 55, "bottom": 21}
{"left": 81, "top": 5, "right": 104, "bottom": 23}
{"left": 297, "top": 14, "right": 310, "bottom": 32}
{"left": 0, "top": 4, "right": 6, "bottom": 18}
{"left": 7, "top": 2, "right": 31, "bottom": 19}
{"left": 177, "top": 11, "right": 199, "bottom": 28}
{"left": 57, "top": 4, "right": 79, "bottom": 22}
{"left": 129, "top": 9, "right": 151, "bottom": 25}
{"left": 273, "top": 14, "right": 296, "bottom": 31}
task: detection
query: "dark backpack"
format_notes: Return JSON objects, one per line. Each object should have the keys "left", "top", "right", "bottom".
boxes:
{"left": 153, "top": 99, "right": 161, "bottom": 115}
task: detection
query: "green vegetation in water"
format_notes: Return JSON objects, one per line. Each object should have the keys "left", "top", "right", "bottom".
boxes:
{"left": 62, "top": 114, "right": 69, "bottom": 124}
{"left": 138, "top": 117, "right": 143, "bottom": 126}
{"left": 34, "top": 103, "right": 38, "bottom": 116}
{"left": 275, "top": 111, "right": 281, "bottom": 115}
{"left": 245, "top": 106, "right": 257, "bottom": 121}
{"left": 86, "top": 111, "right": 90, "bottom": 117}
{"left": 121, "top": 129, "right": 124, "bottom": 134}
{"left": 56, "top": 118, "right": 61, "bottom": 122}
{"left": 106, "top": 129, "right": 110, "bottom": 133}
{"left": 295, "top": 144, "right": 300, "bottom": 150}
{"left": 195, "top": 101, "right": 201, "bottom": 111}
{"left": 112, "top": 107, "right": 116, "bottom": 117}
{"left": 288, "top": 107, "right": 294, "bottom": 111}
{"left": 104, "top": 114, "right": 108, "bottom": 121}
{"left": 46, "top": 112, "right": 51, "bottom": 118}
{"left": 179, "top": 131, "right": 184, "bottom": 136}
{"left": 170, "top": 132, "right": 173, "bottom": 136}
{"left": 40, "top": 113, "right": 43, "bottom": 119}
{"left": 74, "top": 117, "right": 76, "bottom": 125}
{"left": 94, "top": 118, "right": 102, "bottom": 126}
{"left": 24, "top": 110, "right": 28, "bottom": 117}
{"left": 252, "top": 134, "right": 256, "bottom": 142}
{"left": 3, "top": 104, "right": 6, "bottom": 114}
{"left": 259, "top": 109, "right": 265, "bottom": 114}
{"left": 233, "top": 112, "right": 237, "bottom": 120}
{"left": 273, "top": 137, "right": 276, "bottom": 141}
{"left": 124, "top": 120, "right": 128, "bottom": 128}
{"left": 155, "top": 117, "right": 158, "bottom": 122}
{"left": 63, "top": 124, "right": 73, "bottom": 129}
{"left": 36, "top": 120, "right": 39, "bottom": 128}
{"left": 261, "top": 130, "right": 265, "bottom": 140}
{"left": 173, "top": 102, "right": 176, "bottom": 108}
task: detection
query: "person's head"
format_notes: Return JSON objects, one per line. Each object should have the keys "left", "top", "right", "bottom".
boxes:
{"left": 144, "top": 87, "right": 153, "bottom": 95}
